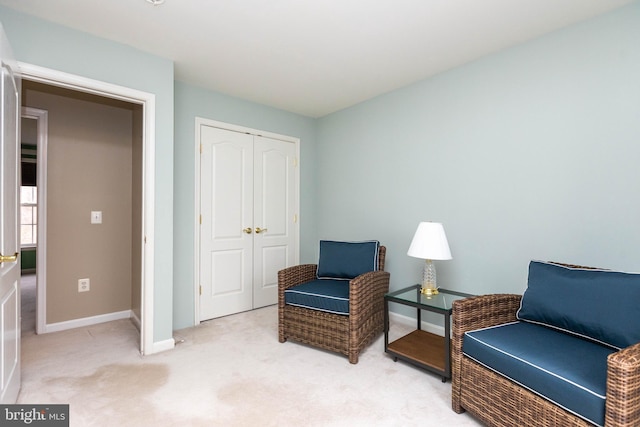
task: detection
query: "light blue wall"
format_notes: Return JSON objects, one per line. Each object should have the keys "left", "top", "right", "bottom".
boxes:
{"left": 173, "top": 81, "right": 317, "bottom": 329}
{"left": 0, "top": 6, "right": 175, "bottom": 343}
{"left": 3, "top": 2, "right": 639, "bottom": 335}
{"left": 316, "top": 3, "right": 640, "bottom": 310}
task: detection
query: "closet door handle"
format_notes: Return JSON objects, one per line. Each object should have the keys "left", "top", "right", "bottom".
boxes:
{"left": 243, "top": 228, "right": 253, "bottom": 234}
{"left": 255, "top": 227, "right": 267, "bottom": 234}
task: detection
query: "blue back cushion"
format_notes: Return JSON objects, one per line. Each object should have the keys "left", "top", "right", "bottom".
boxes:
{"left": 517, "top": 260, "right": 640, "bottom": 349}
{"left": 316, "top": 240, "right": 380, "bottom": 280}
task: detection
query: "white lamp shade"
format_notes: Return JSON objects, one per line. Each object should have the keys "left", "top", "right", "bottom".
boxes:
{"left": 407, "top": 222, "right": 452, "bottom": 260}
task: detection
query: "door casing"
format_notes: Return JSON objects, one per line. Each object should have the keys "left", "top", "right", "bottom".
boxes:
{"left": 18, "top": 62, "right": 161, "bottom": 355}
{"left": 21, "top": 106, "right": 47, "bottom": 335}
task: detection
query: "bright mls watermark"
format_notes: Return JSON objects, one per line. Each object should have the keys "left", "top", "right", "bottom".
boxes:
{"left": 0, "top": 405, "right": 68, "bottom": 426}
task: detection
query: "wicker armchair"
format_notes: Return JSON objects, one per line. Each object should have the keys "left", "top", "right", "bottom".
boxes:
{"left": 278, "top": 243, "right": 389, "bottom": 364}
{"left": 451, "top": 294, "right": 640, "bottom": 427}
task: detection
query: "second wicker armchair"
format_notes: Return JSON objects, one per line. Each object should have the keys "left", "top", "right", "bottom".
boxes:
{"left": 278, "top": 240, "right": 390, "bottom": 364}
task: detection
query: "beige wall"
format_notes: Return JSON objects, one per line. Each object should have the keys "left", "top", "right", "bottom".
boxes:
{"left": 23, "top": 82, "right": 138, "bottom": 324}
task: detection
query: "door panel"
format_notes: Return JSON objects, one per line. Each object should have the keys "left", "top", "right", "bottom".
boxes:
{"left": 257, "top": 244, "right": 287, "bottom": 297}
{"left": 200, "top": 126, "right": 253, "bottom": 320}
{"left": 253, "top": 136, "right": 296, "bottom": 308}
{"left": 0, "top": 23, "right": 21, "bottom": 403}
{"left": 210, "top": 142, "right": 246, "bottom": 239}
{"left": 1, "top": 282, "right": 19, "bottom": 399}
{"left": 211, "top": 251, "right": 244, "bottom": 295}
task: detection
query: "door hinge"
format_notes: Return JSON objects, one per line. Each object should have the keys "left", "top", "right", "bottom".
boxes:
{"left": 200, "top": 144, "right": 203, "bottom": 154}
{"left": 199, "top": 285, "right": 202, "bottom": 296}
{"left": 199, "top": 214, "right": 202, "bottom": 224}
{"left": 293, "top": 214, "right": 298, "bottom": 223}
{"left": 293, "top": 157, "right": 298, "bottom": 167}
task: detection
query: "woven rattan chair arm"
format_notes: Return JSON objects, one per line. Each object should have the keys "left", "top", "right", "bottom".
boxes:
{"left": 605, "top": 342, "right": 640, "bottom": 426}
{"left": 349, "top": 270, "right": 391, "bottom": 313}
{"left": 452, "top": 293, "right": 522, "bottom": 336}
{"left": 451, "top": 293, "right": 521, "bottom": 413}
{"left": 608, "top": 341, "right": 640, "bottom": 369}
{"left": 451, "top": 293, "right": 522, "bottom": 377}
{"left": 277, "top": 264, "right": 318, "bottom": 291}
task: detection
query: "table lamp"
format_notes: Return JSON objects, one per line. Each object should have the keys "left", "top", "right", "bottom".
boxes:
{"left": 407, "top": 222, "right": 452, "bottom": 296}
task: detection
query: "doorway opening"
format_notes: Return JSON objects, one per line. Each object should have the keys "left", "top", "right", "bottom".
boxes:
{"left": 19, "top": 107, "right": 45, "bottom": 336}
{"left": 18, "top": 63, "right": 157, "bottom": 355}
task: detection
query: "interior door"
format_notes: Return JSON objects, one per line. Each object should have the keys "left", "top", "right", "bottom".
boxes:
{"left": 0, "top": 23, "right": 21, "bottom": 404}
{"left": 200, "top": 126, "right": 254, "bottom": 320}
{"left": 252, "top": 136, "right": 297, "bottom": 308}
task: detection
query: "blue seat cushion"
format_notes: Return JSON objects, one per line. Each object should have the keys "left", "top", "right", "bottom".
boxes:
{"left": 463, "top": 321, "right": 615, "bottom": 427}
{"left": 284, "top": 279, "right": 349, "bottom": 315}
{"left": 517, "top": 260, "right": 640, "bottom": 350}
{"left": 316, "top": 240, "right": 379, "bottom": 280}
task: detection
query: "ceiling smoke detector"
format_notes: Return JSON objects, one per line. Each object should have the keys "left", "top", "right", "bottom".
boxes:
{"left": 146, "top": 0, "right": 165, "bottom": 5}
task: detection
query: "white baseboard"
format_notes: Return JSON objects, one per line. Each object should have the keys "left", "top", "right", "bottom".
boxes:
{"left": 150, "top": 338, "right": 175, "bottom": 354}
{"left": 388, "top": 311, "right": 445, "bottom": 337}
{"left": 43, "top": 310, "right": 132, "bottom": 334}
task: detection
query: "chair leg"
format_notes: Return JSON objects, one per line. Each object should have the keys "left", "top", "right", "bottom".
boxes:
{"left": 348, "top": 352, "right": 358, "bottom": 364}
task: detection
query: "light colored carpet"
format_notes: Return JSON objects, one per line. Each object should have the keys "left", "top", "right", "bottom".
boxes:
{"left": 20, "top": 273, "right": 36, "bottom": 333}
{"left": 18, "top": 275, "right": 482, "bottom": 426}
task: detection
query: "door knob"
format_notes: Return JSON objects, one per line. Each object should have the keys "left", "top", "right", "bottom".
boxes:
{"left": 243, "top": 228, "right": 253, "bottom": 234}
{"left": 255, "top": 227, "right": 268, "bottom": 234}
{"left": 0, "top": 252, "right": 19, "bottom": 263}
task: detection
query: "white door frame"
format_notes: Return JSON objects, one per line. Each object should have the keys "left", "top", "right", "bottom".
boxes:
{"left": 19, "top": 62, "right": 156, "bottom": 355}
{"left": 194, "top": 117, "right": 300, "bottom": 325}
{"left": 21, "top": 106, "right": 47, "bottom": 335}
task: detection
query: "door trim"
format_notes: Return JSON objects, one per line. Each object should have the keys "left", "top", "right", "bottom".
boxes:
{"left": 19, "top": 62, "right": 157, "bottom": 355}
{"left": 194, "top": 117, "right": 300, "bottom": 325}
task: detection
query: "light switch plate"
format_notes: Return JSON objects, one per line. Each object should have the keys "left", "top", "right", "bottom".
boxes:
{"left": 91, "top": 211, "right": 102, "bottom": 224}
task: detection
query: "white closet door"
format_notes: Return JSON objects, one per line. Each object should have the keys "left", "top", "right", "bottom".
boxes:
{"left": 252, "top": 136, "right": 297, "bottom": 308}
{"left": 200, "top": 126, "right": 253, "bottom": 320}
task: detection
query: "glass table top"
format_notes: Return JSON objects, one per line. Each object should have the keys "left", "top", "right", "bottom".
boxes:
{"left": 385, "top": 284, "right": 472, "bottom": 311}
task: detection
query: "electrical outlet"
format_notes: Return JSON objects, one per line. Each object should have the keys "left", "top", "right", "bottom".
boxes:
{"left": 78, "top": 278, "right": 90, "bottom": 292}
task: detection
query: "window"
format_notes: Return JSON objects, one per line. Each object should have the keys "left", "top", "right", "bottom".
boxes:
{"left": 21, "top": 186, "right": 37, "bottom": 247}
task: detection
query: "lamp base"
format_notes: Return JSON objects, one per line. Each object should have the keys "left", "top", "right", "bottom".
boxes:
{"left": 421, "top": 259, "right": 439, "bottom": 296}
{"left": 421, "top": 286, "right": 439, "bottom": 296}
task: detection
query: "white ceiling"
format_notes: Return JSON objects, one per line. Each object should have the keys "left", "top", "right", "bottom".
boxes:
{"left": 0, "top": 0, "right": 635, "bottom": 117}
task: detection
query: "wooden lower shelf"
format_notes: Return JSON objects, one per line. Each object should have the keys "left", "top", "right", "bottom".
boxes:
{"left": 387, "top": 329, "right": 445, "bottom": 372}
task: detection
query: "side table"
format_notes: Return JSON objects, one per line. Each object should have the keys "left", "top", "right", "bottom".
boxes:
{"left": 384, "top": 284, "right": 472, "bottom": 382}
